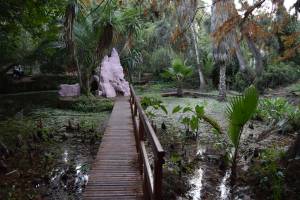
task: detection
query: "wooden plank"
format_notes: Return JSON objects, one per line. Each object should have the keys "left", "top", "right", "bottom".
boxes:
{"left": 83, "top": 97, "right": 144, "bottom": 200}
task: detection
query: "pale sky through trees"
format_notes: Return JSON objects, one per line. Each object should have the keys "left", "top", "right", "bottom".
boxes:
{"left": 203, "top": 0, "right": 296, "bottom": 14}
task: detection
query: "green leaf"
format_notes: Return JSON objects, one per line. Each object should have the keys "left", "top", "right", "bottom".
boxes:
{"left": 172, "top": 105, "right": 182, "bottom": 114}
{"left": 226, "top": 85, "right": 259, "bottom": 147}
{"left": 183, "top": 106, "right": 193, "bottom": 113}
{"left": 181, "top": 117, "right": 190, "bottom": 125}
{"left": 190, "top": 115, "right": 199, "bottom": 132}
{"left": 159, "top": 105, "right": 168, "bottom": 115}
{"left": 195, "top": 105, "right": 204, "bottom": 118}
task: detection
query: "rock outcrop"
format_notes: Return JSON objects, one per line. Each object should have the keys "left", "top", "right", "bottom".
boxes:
{"left": 58, "top": 83, "right": 80, "bottom": 97}
{"left": 98, "top": 48, "right": 130, "bottom": 98}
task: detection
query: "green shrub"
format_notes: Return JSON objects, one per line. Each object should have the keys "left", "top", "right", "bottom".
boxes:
{"left": 140, "top": 95, "right": 168, "bottom": 118}
{"left": 251, "top": 148, "right": 285, "bottom": 200}
{"left": 233, "top": 68, "right": 256, "bottom": 92}
{"left": 71, "top": 96, "right": 113, "bottom": 113}
{"left": 255, "top": 62, "right": 300, "bottom": 92}
{"left": 255, "top": 97, "right": 300, "bottom": 132}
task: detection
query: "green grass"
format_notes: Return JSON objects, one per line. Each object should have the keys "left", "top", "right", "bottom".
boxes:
{"left": 287, "top": 81, "right": 300, "bottom": 94}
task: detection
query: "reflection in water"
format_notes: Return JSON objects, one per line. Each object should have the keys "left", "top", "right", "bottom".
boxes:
{"left": 75, "top": 163, "right": 89, "bottom": 193}
{"left": 188, "top": 146, "right": 206, "bottom": 200}
{"left": 219, "top": 170, "right": 231, "bottom": 200}
{"left": 189, "top": 168, "right": 204, "bottom": 200}
{"left": 63, "top": 150, "right": 69, "bottom": 163}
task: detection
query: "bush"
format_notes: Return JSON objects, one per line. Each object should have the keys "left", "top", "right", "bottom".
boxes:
{"left": 255, "top": 62, "right": 300, "bottom": 92}
{"left": 232, "top": 68, "right": 256, "bottom": 92}
{"left": 71, "top": 96, "right": 113, "bottom": 113}
{"left": 254, "top": 97, "right": 300, "bottom": 131}
{"left": 250, "top": 148, "right": 286, "bottom": 200}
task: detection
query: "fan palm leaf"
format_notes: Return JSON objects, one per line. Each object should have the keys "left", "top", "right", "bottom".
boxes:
{"left": 226, "top": 85, "right": 259, "bottom": 147}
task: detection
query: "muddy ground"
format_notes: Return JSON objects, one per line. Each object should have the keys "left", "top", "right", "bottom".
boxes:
{"left": 147, "top": 93, "right": 298, "bottom": 200}
{"left": 0, "top": 92, "right": 111, "bottom": 200}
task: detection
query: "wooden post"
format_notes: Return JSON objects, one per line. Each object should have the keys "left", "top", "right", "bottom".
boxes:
{"left": 139, "top": 115, "right": 145, "bottom": 141}
{"left": 138, "top": 115, "right": 144, "bottom": 173}
{"left": 134, "top": 102, "right": 138, "bottom": 116}
{"left": 143, "top": 164, "right": 150, "bottom": 200}
{"left": 154, "top": 152, "right": 164, "bottom": 200}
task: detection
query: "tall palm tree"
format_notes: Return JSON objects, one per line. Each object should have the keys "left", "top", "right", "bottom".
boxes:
{"left": 211, "top": 0, "right": 237, "bottom": 100}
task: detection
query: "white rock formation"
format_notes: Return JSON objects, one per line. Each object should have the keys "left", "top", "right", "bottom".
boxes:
{"left": 98, "top": 48, "right": 130, "bottom": 98}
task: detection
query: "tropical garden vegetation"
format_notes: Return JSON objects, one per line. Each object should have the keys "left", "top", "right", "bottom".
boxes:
{"left": 1, "top": 0, "right": 300, "bottom": 199}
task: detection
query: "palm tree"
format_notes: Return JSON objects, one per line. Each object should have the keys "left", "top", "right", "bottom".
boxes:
{"left": 73, "top": 15, "right": 102, "bottom": 94}
{"left": 211, "top": 0, "right": 237, "bottom": 101}
{"left": 162, "top": 58, "right": 193, "bottom": 97}
{"left": 64, "top": 0, "right": 141, "bottom": 95}
{"left": 226, "top": 85, "right": 259, "bottom": 184}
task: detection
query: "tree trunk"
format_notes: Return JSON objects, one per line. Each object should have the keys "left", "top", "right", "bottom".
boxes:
{"left": 64, "top": 2, "right": 84, "bottom": 94}
{"left": 230, "top": 148, "right": 238, "bottom": 185}
{"left": 177, "top": 82, "right": 183, "bottom": 97}
{"left": 138, "top": 71, "right": 141, "bottom": 82}
{"left": 234, "top": 41, "right": 247, "bottom": 72}
{"left": 191, "top": 22, "right": 206, "bottom": 90}
{"left": 245, "top": 34, "right": 263, "bottom": 76}
{"left": 80, "top": 71, "right": 90, "bottom": 96}
{"left": 218, "top": 64, "right": 226, "bottom": 101}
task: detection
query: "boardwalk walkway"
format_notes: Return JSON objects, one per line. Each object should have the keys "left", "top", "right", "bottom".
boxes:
{"left": 83, "top": 97, "right": 143, "bottom": 200}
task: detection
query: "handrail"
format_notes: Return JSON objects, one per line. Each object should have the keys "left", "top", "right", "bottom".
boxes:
{"left": 129, "top": 85, "right": 165, "bottom": 200}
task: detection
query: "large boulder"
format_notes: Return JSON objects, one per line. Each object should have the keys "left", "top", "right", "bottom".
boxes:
{"left": 58, "top": 83, "right": 80, "bottom": 97}
{"left": 98, "top": 48, "right": 130, "bottom": 98}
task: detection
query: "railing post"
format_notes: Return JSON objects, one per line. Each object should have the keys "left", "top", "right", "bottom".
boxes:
{"left": 154, "top": 152, "right": 164, "bottom": 200}
{"left": 139, "top": 115, "right": 145, "bottom": 141}
{"left": 137, "top": 114, "right": 144, "bottom": 174}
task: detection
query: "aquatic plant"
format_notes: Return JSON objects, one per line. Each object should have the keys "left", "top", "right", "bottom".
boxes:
{"left": 141, "top": 96, "right": 168, "bottom": 118}
{"left": 254, "top": 97, "right": 300, "bottom": 131}
{"left": 172, "top": 104, "right": 223, "bottom": 138}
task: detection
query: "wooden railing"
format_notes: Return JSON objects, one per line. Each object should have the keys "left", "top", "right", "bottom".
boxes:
{"left": 129, "top": 85, "right": 165, "bottom": 200}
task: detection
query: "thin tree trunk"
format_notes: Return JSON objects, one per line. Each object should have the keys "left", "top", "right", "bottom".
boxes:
{"left": 234, "top": 41, "right": 247, "bottom": 72}
{"left": 73, "top": 44, "right": 83, "bottom": 90}
{"left": 138, "top": 71, "right": 141, "bottom": 82}
{"left": 80, "top": 71, "right": 90, "bottom": 96}
{"left": 64, "top": 3, "right": 84, "bottom": 94}
{"left": 177, "top": 82, "right": 183, "bottom": 97}
{"left": 191, "top": 22, "right": 206, "bottom": 90}
{"left": 218, "top": 64, "right": 226, "bottom": 100}
{"left": 245, "top": 34, "right": 263, "bottom": 76}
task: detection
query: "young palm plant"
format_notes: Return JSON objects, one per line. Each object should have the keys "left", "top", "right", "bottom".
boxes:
{"left": 226, "top": 85, "right": 259, "bottom": 184}
{"left": 162, "top": 58, "right": 192, "bottom": 97}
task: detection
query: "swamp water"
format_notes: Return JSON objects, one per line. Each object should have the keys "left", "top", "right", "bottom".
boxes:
{"left": 0, "top": 93, "right": 110, "bottom": 199}
{"left": 150, "top": 97, "right": 253, "bottom": 200}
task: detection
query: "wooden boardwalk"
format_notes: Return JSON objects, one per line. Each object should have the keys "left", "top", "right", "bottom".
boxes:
{"left": 83, "top": 97, "right": 143, "bottom": 200}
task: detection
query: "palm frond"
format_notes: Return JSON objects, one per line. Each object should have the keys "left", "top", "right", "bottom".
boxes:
{"left": 226, "top": 85, "right": 259, "bottom": 147}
